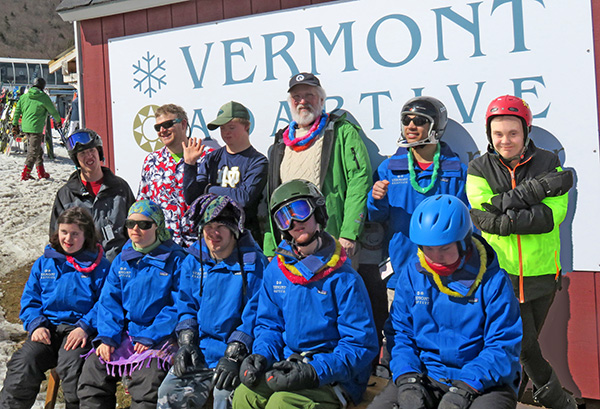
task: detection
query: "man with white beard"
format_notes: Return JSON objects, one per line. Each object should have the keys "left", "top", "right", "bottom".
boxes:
{"left": 263, "top": 73, "right": 372, "bottom": 262}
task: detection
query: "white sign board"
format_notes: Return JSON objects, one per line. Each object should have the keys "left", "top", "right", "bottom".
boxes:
{"left": 108, "top": 0, "right": 599, "bottom": 271}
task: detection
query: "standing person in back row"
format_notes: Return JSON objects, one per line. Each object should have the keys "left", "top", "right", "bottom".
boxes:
{"left": 13, "top": 77, "right": 61, "bottom": 181}
{"left": 263, "top": 72, "right": 372, "bottom": 262}
{"left": 182, "top": 101, "right": 268, "bottom": 242}
{"left": 467, "top": 95, "right": 574, "bottom": 409}
{"left": 367, "top": 96, "right": 468, "bottom": 306}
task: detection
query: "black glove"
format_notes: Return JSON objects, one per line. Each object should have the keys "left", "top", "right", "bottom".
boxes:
{"left": 172, "top": 329, "right": 204, "bottom": 377}
{"left": 536, "top": 170, "right": 573, "bottom": 197}
{"left": 470, "top": 208, "right": 515, "bottom": 236}
{"left": 395, "top": 373, "right": 433, "bottom": 409}
{"left": 265, "top": 360, "right": 319, "bottom": 392}
{"left": 240, "top": 354, "right": 268, "bottom": 387}
{"left": 438, "top": 381, "right": 478, "bottom": 409}
{"left": 212, "top": 341, "right": 248, "bottom": 391}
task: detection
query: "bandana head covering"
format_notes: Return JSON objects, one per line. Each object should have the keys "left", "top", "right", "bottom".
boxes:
{"left": 127, "top": 200, "right": 172, "bottom": 242}
{"left": 186, "top": 194, "right": 245, "bottom": 238}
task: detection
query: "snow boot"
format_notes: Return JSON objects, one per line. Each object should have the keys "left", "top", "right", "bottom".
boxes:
{"left": 533, "top": 370, "right": 577, "bottom": 409}
{"left": 36, "top": 164, "right": 50, "bottom": 179}
{"left": 20, "top": 165, "right": 34, "bottom": 181}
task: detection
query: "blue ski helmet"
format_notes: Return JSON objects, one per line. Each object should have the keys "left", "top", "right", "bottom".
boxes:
{"left": 410, "top": 195, "right": 472, "bottom": 253}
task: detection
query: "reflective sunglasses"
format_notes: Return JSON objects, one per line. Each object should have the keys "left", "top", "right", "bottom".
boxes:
{"left": 125, "top": 219, "right": 156, "bottom": 230}
{"left": 274, "top": 199, "right": 314, "bottom": 231}
{"left": 401, "top": 115, "right": 430, "bottom": 127}
{"left": 154, "top": 117, "right": 183, "bottom": 132}
{"left": 66, "top": 131, "right": 94, "bottom": 151}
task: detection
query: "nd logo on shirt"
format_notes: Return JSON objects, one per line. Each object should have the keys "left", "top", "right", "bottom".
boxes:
{"left": 218, "top": 166, "right": 240, "bottom": 188}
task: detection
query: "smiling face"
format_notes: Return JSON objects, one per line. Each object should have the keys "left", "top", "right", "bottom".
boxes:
{"left": 490, "top": 116, "right": 526, "bottom": 164}
{"left": 422, "top": 243, "right": 460, "bottom": 266}
{"left": 58, "top": 223, "right": 86, "bottom": 254}
{"left": 76, "top": 147, "right": 101, "bottom": 175}
{"left": 155, "top": 113, "right": 187, "bottom": 153}
{"left": 202, "top": 222, "right": 237, "bottom": 259}
{"left": 289, "top": 84, "right": 325, "bottom": 127}
{"left": 402, "top": 115, "right": 431, "bottom": 145}
{"left": 127, "top": 213, "right": 157, "bottom": 248}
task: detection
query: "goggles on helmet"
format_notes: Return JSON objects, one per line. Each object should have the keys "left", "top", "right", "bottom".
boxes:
{"left": 66, "top": 131, "right": 94, "bottom": 151}
{"left": 273, "top": 199, "right": 314, "bottom": 231}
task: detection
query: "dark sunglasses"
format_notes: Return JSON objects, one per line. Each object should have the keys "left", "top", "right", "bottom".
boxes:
{"left": 154, "top": 118, "right": 183, "bottom": 132}
{"left": 125, "top": 219, "right": 156, "bottom": 230}
{"left": 401, "top": 115, "right": 430, "bottom": 127}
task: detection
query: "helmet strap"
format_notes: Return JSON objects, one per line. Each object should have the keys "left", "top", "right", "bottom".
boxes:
{"left": 408, "top": 144, "right": 441, "bottom": 194}
{"left": 291, "top": 229, "right": 323, "bottom": 258}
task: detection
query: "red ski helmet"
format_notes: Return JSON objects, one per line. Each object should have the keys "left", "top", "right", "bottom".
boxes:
{"left": 485, "top": 95, "right": 532, "bottom": 147}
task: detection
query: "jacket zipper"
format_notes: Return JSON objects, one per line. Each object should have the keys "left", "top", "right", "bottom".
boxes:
{"left": 350, "top": 147, "right": 361, "bottom": 170}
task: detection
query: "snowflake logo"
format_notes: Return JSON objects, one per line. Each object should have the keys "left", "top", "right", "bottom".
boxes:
{"left": 133, "top": 52, "right": 167, "bottom": 97}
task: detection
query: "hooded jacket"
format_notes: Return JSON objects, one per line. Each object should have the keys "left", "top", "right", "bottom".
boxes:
{"left": 176, "top": 230, "right": 267, "bottom": 368}
{"left": 367, "top": 142, "right": 468, "bottom": 289}
{"left": 387, "top": 236, "right": 522, "bottom": 393}
{"left": 20, "top": 245, "right": 110, "bottom": 334}
{"left": 50, "top": 167, "right": 135, "bottom": 262}
{"left": 264, "top": 112, "right": 373, "bottom": 256}
{"left": 12, "top": 86, "right": 61, "bottom": 133}
{"left": 95, "top": 239, "right": 186, "bottom": 348}
{"left": 253, "top": 234, "right": 379, "bottom": 404}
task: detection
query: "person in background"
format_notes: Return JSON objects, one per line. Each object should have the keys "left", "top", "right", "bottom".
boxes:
{"left": 0, "top": 207, "right": 109, "bottom": 409}
{"left": 232, "top": 179, "right": 378, "bottom": 409}
{"left": 13, "top": 77, "right": 61, "bottom": 180}
{"left": 158, "top": 194, "right": 267, "bottom": 409}
{"left": 264, "top": 72, "right": 372, "bottom": 263}
{"left": 77, "top": 200, "right": 186, "bottom": 409}
{"left": 50, "top": 128, "right": 135, "bottom": 262}
{"left": 369, "top": 194, "right": 522, "bottom": 409}
{"left": 138, "top": 104, "right": 212, "bottom": 247}
{"left": 467, "top": 95, "right": 574, "bottom": 409}
{"left": 182, "top": 101, "right": 268, "bottom": 242}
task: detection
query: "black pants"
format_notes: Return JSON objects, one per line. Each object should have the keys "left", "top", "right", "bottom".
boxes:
{"left": 0, "top": 325, "right": 90, "bottom": 409}
{"left": 520, "top": 291, "right": 556, "bottom": 387}
{"left": 78, "top": 353, "right": 167, "bottom": 409}
{"left": 367, "top": 377, "right": 517, "bottom": 409}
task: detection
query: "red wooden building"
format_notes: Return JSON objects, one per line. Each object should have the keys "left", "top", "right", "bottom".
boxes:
{"left": 57, "top": 0, "right": 600, "bottom": 402}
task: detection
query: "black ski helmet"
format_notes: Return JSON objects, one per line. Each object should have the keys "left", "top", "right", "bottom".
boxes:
{"left": 398, "top": 96, "right": 448, "bottom": 148}
{"left": 66, "top": 128, "right": 105, "bottom": 167}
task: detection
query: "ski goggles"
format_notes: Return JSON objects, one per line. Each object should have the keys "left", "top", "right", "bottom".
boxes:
{"left": 273, "top": 199, "right": 314, "bottom": 231}
{"left": 401, "top": 115, "right": 430, "bottom": 127}
{"left": 124, "top": 219, "right": 156, "bottom": 230}
{"left": 66, "top": 131, "right": 94, "bottom": 151}
{"left": 154, "top": 117, "right": 183, "bottom": 132}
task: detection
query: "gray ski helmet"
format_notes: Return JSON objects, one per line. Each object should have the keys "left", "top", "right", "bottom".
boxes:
{"left": 32, "top": 77, "right": 46, "bottom": 90}
{"left": 66, "top": 128, "right": 105, "bottom": 167}
{"left": 398, "top": 96, "right": 448, "bottom": 148}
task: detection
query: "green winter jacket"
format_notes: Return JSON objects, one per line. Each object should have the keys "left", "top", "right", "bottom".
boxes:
{"left": 12, "top": 87, "right": 61, "bottom": 134}
{"left": 264, "top": 112, "right": 373, "bottom": 257}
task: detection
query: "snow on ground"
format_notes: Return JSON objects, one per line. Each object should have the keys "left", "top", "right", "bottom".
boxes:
{"left": 0, "top": 136, "right": 75, "bottom": 408}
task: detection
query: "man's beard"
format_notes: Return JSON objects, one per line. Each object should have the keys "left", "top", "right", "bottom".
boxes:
{"left": 292, "top": 102, "right": 323, "bottom": 127}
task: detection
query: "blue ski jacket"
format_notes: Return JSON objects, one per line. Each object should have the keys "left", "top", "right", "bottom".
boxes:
{"left": 367, "top": 142, "right": 468, "bottom": 289}
{"left": 176, "top": 230, "right": 267, "bottom": 368}
{"left": 387, "top": 236, "right": 522, "bottom": 393}
{"left": 95, "top": 239, "right": 186, "bottom": 348}
{"left": 253, "top": 235, "right": 379, "bottom": 404}
{"left": 20, "top": 245, "right": 110, "bottom": 334}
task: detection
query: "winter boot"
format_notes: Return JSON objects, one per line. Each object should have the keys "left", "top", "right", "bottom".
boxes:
{"left": 36, "top": 164, "right": 50, "bottom": 179}
{"left": 20, "top": 165, "right": 34, "bottom": 181}
{"left": 533, "top": 370, "right": 577, "bottom": 409}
